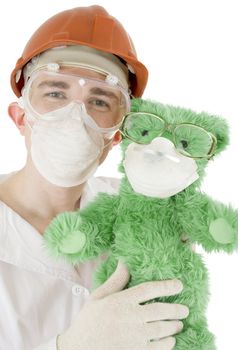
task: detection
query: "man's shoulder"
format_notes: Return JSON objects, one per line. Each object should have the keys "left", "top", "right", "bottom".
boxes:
{"left": 0, "top": 200, "right": 8, "bottom": 258}
{"left": 0, "top": 173, "right": 15, "bottom": 231}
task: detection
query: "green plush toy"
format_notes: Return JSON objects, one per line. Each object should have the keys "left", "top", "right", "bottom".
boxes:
{"left": 44, "top": 98, "right": 238, "bottom": 349}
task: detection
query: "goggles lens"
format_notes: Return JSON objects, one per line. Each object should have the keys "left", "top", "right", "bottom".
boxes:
{"left": 120, "top": 112, "right": 217, "bottom": 158}
{"left": 23, "top": 71, "right": 130, "bottom": 129}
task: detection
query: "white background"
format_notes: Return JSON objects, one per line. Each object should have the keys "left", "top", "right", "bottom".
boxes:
{"left": 0, "top": 0, "right": 237, "bottom": 348}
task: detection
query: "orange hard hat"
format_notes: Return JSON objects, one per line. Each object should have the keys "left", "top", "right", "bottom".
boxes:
{"left": 11, "top": 5, "right": 148, "bottom": 98}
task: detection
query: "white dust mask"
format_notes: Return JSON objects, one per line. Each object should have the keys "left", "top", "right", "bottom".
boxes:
{"left": 123, "top": 137, "right": 199, "bottom": 198}
{"left": 25, "top": 102, "right": 106, "bottom": 187}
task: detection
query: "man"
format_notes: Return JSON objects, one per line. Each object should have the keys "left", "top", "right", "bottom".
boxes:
{"left": 0, "top": 5, "right": 189, "bottom": 349}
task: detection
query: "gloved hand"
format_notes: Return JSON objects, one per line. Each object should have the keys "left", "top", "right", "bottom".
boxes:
{"left": 57, "top": 261, "right": 189, "bottom": 350}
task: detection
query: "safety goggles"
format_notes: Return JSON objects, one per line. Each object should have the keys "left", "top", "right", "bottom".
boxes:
{"left": 22, "top": 70, "right": 131, "bottom": 129}
{"left": 120, "top": 112, "right": 217, "bottom": 159}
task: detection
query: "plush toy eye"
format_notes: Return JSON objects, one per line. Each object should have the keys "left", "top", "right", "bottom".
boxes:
{"left": 141, "top": 130, "right": 149, "bottom": 136}
{"left": 181, "top": 140, "right": 188, "bottom": 149}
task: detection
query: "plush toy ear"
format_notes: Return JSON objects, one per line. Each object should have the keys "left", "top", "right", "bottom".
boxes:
{"left": 211, "top": 116, "right": 229, "bottom": 155}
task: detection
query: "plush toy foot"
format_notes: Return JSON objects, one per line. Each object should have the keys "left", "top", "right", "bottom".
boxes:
{"left": 44, "top": 211, "right": 86, "bottom": 258}
{"left": 59, "top": 231, "right": 86, "bottom": 254}
{"left": 175, "top": 327, "right": 216, "bottom": 350}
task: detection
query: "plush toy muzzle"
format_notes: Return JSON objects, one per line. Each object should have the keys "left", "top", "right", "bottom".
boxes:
{"left": 123, "top": 136, "right": 199, "bottom": 198}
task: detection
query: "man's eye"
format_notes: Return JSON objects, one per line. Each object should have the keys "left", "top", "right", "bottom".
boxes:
{"left": 181, "top": 140, "right": 188, "bottom": 148}
{"left": 141, "top": 130, "right": 149, "bottom": 136}
{"left": 45, "top": 91, "right": 66, "bottom": 99}
{"left": 91, "top": 99, "right": 109, "bottom": 107}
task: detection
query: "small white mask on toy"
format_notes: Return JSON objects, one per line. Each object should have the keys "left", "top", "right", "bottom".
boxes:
{"left": 123, "top": 137, "right": 199, "bottom": 198}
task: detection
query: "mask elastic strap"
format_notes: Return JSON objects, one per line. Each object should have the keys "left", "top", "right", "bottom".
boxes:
{"left": 24, "top": 116, "right": 33, "bottom": 131}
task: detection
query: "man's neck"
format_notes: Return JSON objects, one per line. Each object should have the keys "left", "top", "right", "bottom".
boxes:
{"left": 0, "top": 164, "right": 85, "bottom": 234}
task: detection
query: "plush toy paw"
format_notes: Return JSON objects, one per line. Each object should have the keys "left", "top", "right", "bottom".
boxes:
{"left": 209, "top": 218, "right": 236, "bottom": 244}
{"left": 44, "top": 211, "right": 87, "bottom": 258}
{"left": 59, "top": 230, "right": 87, "bottom": 254}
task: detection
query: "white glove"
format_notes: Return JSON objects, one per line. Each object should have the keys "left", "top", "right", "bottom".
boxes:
{"left": 57, "top": 261, "right": 189, "bottom": 350}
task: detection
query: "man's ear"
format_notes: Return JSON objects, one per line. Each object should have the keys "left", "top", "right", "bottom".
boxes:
{"left": 8, "top": 102, "right": 26, "bottom": 136}
{"left": 111, "top": 130, "right": 122, "bottom": 147}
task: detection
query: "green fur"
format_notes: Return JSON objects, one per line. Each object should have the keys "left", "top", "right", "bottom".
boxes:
{"left": 44, "top": 99, "right": 238, "bottom": 349}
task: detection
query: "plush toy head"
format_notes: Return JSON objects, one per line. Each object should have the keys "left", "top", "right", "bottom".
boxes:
{"left": 119, "top": 98, "right": 229, "bottom": 198}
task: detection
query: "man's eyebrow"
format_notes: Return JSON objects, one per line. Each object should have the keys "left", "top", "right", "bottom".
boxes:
{"left": 90, "top": 87, "right": 119, "bottom": 101}
{"left": 37, "top": 80, "right": 70, "bottom": 89}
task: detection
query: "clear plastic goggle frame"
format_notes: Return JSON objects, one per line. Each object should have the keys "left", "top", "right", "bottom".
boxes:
{"left": 120, "top": 112, "right": 217, "bottom": 159}
{"left": 22, "top": 69, "right": 131, "bottom": 131}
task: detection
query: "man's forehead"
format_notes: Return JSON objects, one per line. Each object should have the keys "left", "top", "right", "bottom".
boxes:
{"left": 58, "top": 66, "right": 106, "bottom": 80}
{"left": 30, "top": 67, "right": 109, "bottom": 88}
{"left": 29, "top": 71, "right": 122, "bottom": 101}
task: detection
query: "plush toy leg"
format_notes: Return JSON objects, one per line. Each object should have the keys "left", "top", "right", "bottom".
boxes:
{"left": 175, "top": 321, "right": 216, "bottom": 349}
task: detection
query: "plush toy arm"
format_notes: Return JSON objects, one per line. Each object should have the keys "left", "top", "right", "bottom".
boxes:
{"left": 44, "top": 193, "right": 119, "bottom": 264}
{"left": 179, "top": 193, "right": 238, "bottom": 253}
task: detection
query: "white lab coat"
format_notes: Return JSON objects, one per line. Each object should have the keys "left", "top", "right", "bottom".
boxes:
{"left": 0, "top": 173, "right": 120, "bottom": 349}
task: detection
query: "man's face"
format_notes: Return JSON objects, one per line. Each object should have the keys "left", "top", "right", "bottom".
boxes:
{"left": 15, "top": 66, "right": 129, "bottom": 165}
{"left": 28, "top": 67, "right": 128, "bottom": 128}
